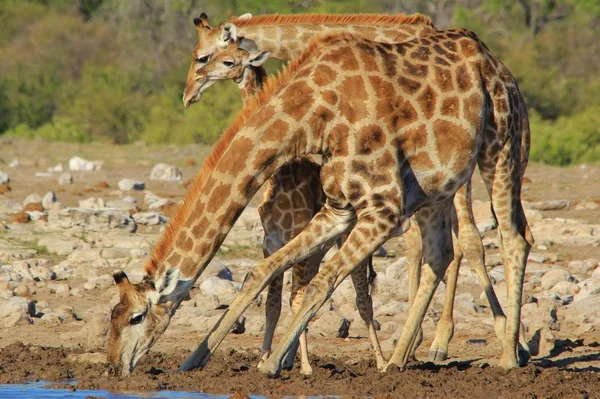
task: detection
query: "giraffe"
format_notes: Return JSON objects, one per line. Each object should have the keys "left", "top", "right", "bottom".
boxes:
{"left": 187, "top": 36, "right": 383, "bottom": 375}
{"left": 108, "top": 29, "right": 531, "bottom": 377}
{"left": 183, "top": 13, "right": 528, "bottom": 363}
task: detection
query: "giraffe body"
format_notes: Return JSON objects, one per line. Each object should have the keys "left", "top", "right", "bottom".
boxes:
{"left": 109, "top": 29, "right": 531, "bottom": 377}
{"left": 184, "top": 13, "right": 530, "bottom": 364}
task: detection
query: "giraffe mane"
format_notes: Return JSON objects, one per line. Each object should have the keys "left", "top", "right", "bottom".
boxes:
{"left": 145, "top": 32, "right": 356, "bottom": 279}
{"left": 231, "top": 13, "right": 434, "bottom": 28}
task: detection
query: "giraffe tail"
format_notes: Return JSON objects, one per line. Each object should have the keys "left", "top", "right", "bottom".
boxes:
{"left": 367, "top": 256, "right": 377, "bottom": 296}
{"left": 481, "top": 55, "right": 534, "bottom": 247}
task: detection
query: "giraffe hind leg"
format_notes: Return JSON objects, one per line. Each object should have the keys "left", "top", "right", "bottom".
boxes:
{"left": 385, "top": 198, "right": 455, "bottom": 371}
{"left": 351, "top": 256, "right": 387, "bottom": 370}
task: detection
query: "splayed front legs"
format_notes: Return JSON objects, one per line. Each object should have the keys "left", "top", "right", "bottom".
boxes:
{"left": 177, "top": 205, "right": 355, "bottom": 372}
{"left": 258, "top": 205, "right": 401, "bottom": 376}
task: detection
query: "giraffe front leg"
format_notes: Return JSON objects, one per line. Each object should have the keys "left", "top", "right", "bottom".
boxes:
{"left": 177, "top": 205, "right": 354, "bottom": 372}
{"left": 258, "top": 207, "right": 400, "bottom": 377}
{"left": 385, "top": 198, "right": 455, "bottom": 371}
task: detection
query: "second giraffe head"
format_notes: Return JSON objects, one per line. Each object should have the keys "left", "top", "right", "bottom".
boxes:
{"left": 183, "top": 14, "right": 271, "bottom": 107}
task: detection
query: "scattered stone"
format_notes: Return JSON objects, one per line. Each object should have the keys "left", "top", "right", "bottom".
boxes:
{"left": 118, "top": 178, "right": 145, "bottom": 191}
{"left": 47, "top": 163, "right": 63, "bottom": 172}
{"left": 13, "top": 284, "right": 29, "bottom": 297}
{"left": 11, "top": 211, "right": 30, "bottom": 224}
{"left": 199, "top": 277, "right": 239, "bottom": 298}
{"left": 551, "top": 281, "right": 580, "bottom": 296}
{"left": 385, "top": 257, "right": 408, "bottom": 281}
{"left": 0, "top": 171, "right": 10, "bottom": 185}
{"left": 568, "top": 259, "right": 599, "bottom": 275}
{"left": 58, "top": 173, "right": 73, "bottom": 185}
{"left": 47, "top": 282, "right": 70, "bottom": 296}
{"left": 150, "top": 163, "right": 183, "bottom": 182}
{"left": 42, "top": 192, "right": 57, "bottom": 209}
{"left": 23, "top": 202, "right": 44, "bottom": 212}
{"left": 527, "top": 200, "right": 571, "bottom": 211}
{"left": 79, "top": 197, "right": 105, "bottom": 210}
{"left": 69, "top": 156, "right": 101, "bottom": 171}
{"left": 132, "top": 212, "right": 165, "bottom": 226}
{"left": 23, "top": 194, "right": 42, "bottom": 207}
{"left": 106, "top": 197, "right": 138, "bottom": 211}
{"left": 541, "top": 268, "right": 576, "bottom": 290}
{"left": 55, "top": 208, "right": 137, "bottom": 232}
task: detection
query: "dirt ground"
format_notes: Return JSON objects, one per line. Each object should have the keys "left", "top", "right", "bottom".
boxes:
{"left": 0, "top": 138, "right": 599, "bottom": 397}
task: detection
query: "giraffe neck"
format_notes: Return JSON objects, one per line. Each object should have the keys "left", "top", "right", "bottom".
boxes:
{"left": 236, "top": 22, "right": 437, "bottom": 60}
{"left": 155, "top": 96, "right": 326, "bottom": 287}
{"left": 237, "top": 65, "right": 267, "bottom": 102}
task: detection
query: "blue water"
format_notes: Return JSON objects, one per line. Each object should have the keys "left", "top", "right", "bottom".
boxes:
{"left": 0, "top": 382, "right": 334, "bottom": 399}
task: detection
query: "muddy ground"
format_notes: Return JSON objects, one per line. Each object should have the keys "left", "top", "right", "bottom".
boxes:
{"left": 0, "top": 138, "right": 599, "bottom": 398}
{"left": 0, "top": 341, "right": 599, "bottom": 398}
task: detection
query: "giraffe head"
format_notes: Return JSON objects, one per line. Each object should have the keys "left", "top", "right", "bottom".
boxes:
{"left": 183, "top": 15, "right": 270, "bottom": 107}
{"left": 107, "top": 268, "right": 180, "bottom": 376}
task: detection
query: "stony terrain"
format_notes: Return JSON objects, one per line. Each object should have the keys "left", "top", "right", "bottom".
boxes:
{"left": 0, "top": 137, "right": 599, "bottom": 397}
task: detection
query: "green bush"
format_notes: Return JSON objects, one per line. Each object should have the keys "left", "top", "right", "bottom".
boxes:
{"left": 530, "top": 107, "right": 600, "bottom": 166}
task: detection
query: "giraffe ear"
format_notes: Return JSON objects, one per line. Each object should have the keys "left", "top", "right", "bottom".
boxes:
{"left": 151, "top": 268, "right": 180, "bottom": 303}
{"left": 219, "top": 23, "right": 237, "bottom": 45}
{"left": 247, "top": 50, "right": 271, "bottom": 67}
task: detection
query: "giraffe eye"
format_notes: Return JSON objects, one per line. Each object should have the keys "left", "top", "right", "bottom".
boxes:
{"left": 223, "top": 60, "right": 234, "bottom": 68}
{"left": 130, "top": 313, "right": 145, "bottom": 325}
{"left": 197, "top": 55, "right": 210, "bottom": 63}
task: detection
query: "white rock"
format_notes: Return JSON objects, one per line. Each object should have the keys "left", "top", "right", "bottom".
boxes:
{"left": 148, "top": 198, "right": 171, "bottom": 209}
{"left": 56, "top": 208, "right": 136, "bottom": 232}
{"left": 592, "top": 266, "right": 600, "bottom": 280}
{"left": 0, "top": 296, "right": 31, "bottom": 318}
{"left": 144, "top": 191, "right": 164, "bottom": 204}
{"left": 150, "top": 163, "right": 183, "bottom": 182}
{"left": 199, "top": 277, "right": 239, "bottom": 298}
{"left": 78, "top": 197, "right": 105, "bottom": 210}
{"left": 23, "top": 193, "right": 42, "bottom": 207}
{"left": 37, "top": 235, "right": 78, "bottom": 255}
{"left": 9, "top": 160, "right": 19, "bottom": 168}
{"left": 527, "top": 200, "right": 571, "bottom": 211}
{"left": 0, "top": 171, "right": 9, "bottom": 184}
{"left": 42, "top": 192, "right": 57, "bottom": 210}
{"left": 541, "top": 268, "right": 575, "bottom": 290}
{"left": 47, "top": 282, "right": 70, "bottom": 296}
{"left": 58, "top": 173, "right": 73, "bottom": 185}
{"left": 69, "top": 156, "right": 101, "bottom": 171}
{"left": 30, "top": 265, "right": 54, "bottom": 281}
{"left": 385, "top": 257, "right": 408, "bottom": 280}
{"left": 551, "top": 281, "right": 580, "bottom": 296}
{"left": 26, "top": 211, "right": 46, "bottom": 221}
{"left": 118, "top": 179, "right": 145, "bottom": 191}
{"left": 568, "top": 259, "right": 599, "bottom": 275}
{"left": 132, "top": 212, "right": 165, "bottom": 225}
{"left": 47, "top": 163, "right": 63, "bottom": 172}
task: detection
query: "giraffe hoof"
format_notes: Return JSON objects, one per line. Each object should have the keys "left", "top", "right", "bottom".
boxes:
{"left": 300, "top": 366, "right": 313, "bottom": 376}
{"left": 258, "top": 361, "right": 281, "bottom": 377}
{"left": 499, "top": 355, "right": 519, "bottom": 370}
{"left": 517, "top": 346, "right": 530, "bottom": 367}
{"left": 382, "top": 362, "right": 405, "bottom": 373}
{"left": 428, "top": 348, "right": 448, "bottom": 362}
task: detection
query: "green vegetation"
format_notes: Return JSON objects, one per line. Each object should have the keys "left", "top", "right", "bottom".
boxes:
{"left": 0, "top": 0, "right": 598, "bottom": 165}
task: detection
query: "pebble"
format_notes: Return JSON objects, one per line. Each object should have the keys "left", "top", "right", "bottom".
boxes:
{"left": 0, "top": 171, "right": 9, "bottom": 185}
{"left": 69, "top": 156, "right": 101, "bottom": 171}
{"left": 150, "top": 163, "right": 183, "bottom": 182}
{"left": 58, "top": 173, "right": 73, "bottom": 185}
{"left": 42, "top": 192, "right": 57, "bottom": 209}
{"left": 23, "top": 194, "right": 42, "bottom": 207}
{"left": 541, "top": 268, "right": 575, "bottom": 290}
{"left": 118, "top": 179, "right": 145, "bottom": 191}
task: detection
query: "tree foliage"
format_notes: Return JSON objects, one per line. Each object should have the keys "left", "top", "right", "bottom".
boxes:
{"left": 0, "top": 0, "right": 598, "bottom": 165}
